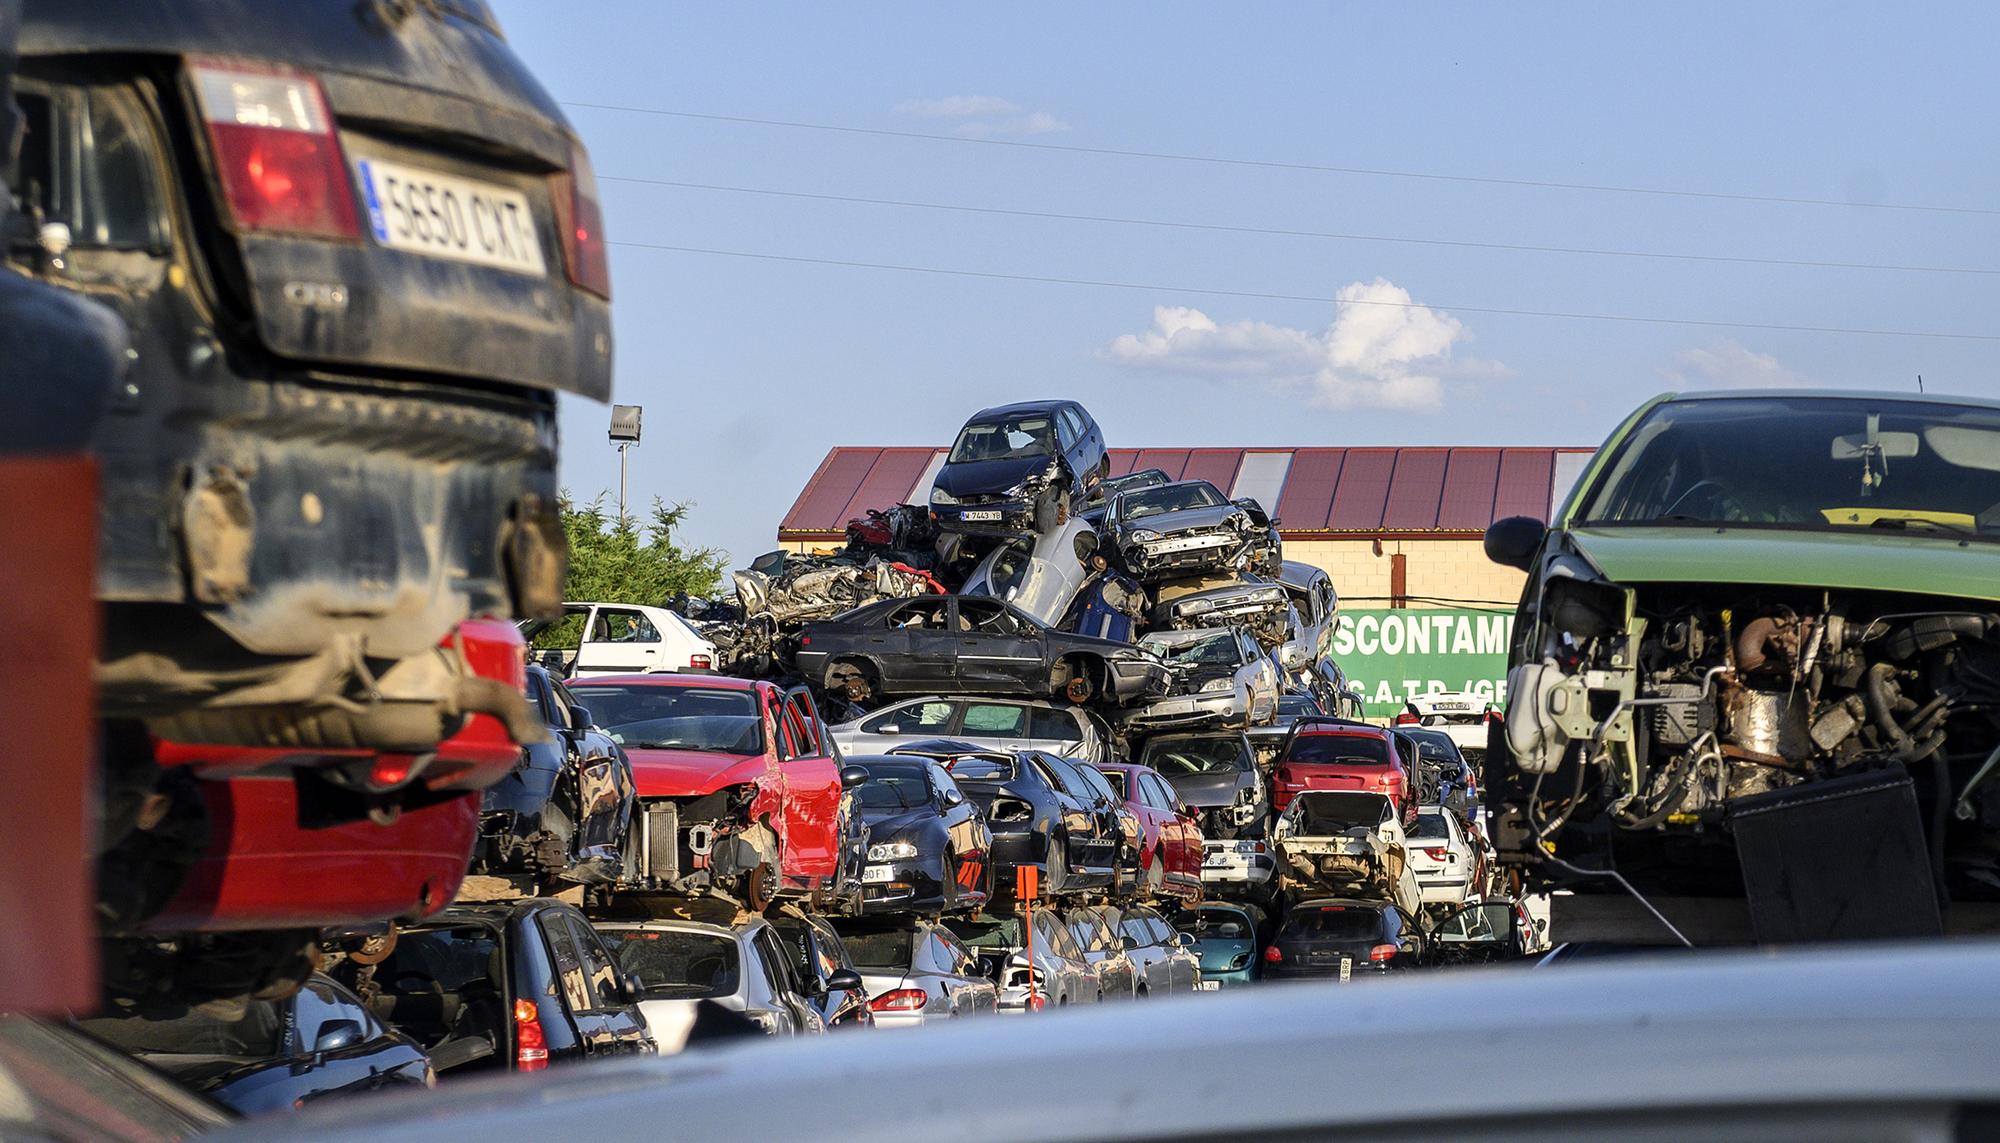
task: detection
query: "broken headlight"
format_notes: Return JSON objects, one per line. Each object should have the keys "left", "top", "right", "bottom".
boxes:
{"left": 930, "top": 487, "right": 960, "bottom": 506}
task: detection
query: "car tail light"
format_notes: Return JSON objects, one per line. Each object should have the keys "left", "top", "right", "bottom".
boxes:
{"left": 799, "top": 635, "right": 812, "bottom": 648}
{"left": 551, "top": 139, "right": 610, "bottom": 298}
{"left": 1423, "top": 847, "right": 1450, "bottom": 861}
{"left": 1024, "top": 992, "right": 1047, "bottom": 1012}
{"left": 1368, "top": 943, "right": 1398, "bottom": 963}
{"left": 868, "top": 988, "right": 928, "bottom": 1013}
{"left": 189, "top": 59, "right": 360, "bottom": 239}
{"left": 1485, "top": 710, "right": 1504, "bottom": 724}
{"left": 1392, "top": 712, "right": 1419, "bottom": 726}
{"left": 1262, "top": 945, "right": 1283, "bottom": 963}
{"left": 688, "top": 654, "right": 712, "bottom": 671}
{"left": 513, "top": 999, "right": 549, "bottom": 1071}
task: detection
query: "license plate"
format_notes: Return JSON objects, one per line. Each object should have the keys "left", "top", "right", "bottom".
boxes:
{"left": 862, "top": 865, "right": 894, "bottom": 883}
{"left": 961, "top": 509, "right": 1002, "bottom": 522}
{"left": 1149, "top": 534, "right": 1228, "bottom": 554}
{"left": 357, "top": 158, "right": 547, "bottom": 275}
{"left": 1196, "top": 980, "right": 1219, "bottom": 991}
{"left": 1340, "top": 957, "right": 1352, "bottom": 982}
{"left": 1202, "top": 858, "right": 1231, "bottom": 869}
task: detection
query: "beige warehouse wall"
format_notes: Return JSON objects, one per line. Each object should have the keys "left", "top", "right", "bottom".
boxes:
{"left": 1282, "top": 538, "right": 1526, "bottom": 610}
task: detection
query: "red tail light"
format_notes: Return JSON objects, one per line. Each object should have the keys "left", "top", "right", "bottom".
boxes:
{"left": 551, "top": 140, "right": 611, "bottom": 299}
{"left": 688, "top": 654, "right": 712, "bottom": 671}
{"left": 1262, "top": 945, "right": 1283, "bottom": 963}
{"left": 867, "top": 988, "right": 928, "bottom": 1013}
{"left": 1024, "top": 992, "right": 1047, "bottom": 1012}
{"left": 1485, "top": 709, "right": 1504, "bottom": 724}
{"left": 1368, "top": 943, "right": 1398, "bottom": 963}
{"left": 1392, "top": 712, "right": 1419, "bottom": 726}
{"left": 513, "top": 999, "right": 549, "bottom": 1071}
{"left": 190, "top": 59, "right": 359, "bottom": 239}
{"left": 1422, "top": 847, "right": 1450, "bottom": 861}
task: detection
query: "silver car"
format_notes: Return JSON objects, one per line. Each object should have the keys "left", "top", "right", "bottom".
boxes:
{"left": 1122, "top": 627, "right": 1280, "bottom": 731}
{"left": 961, "top": 517, "right": 1100, "bottom": 626}
{"left": 948, "top": 909, "right": 1102, "bottom": 1012}
{"left": 830, "top": 918, "right": 997, "bottom": 1028}
{"left": 594, "top": 918, "right": 824, "bottom": 1052}
{"left": 830, "top": 695, "right": 1114, "bottom": 762}
{"left": 1066, "top": 906, "right": 1142, "bottom": 1000}
{"left": 1109, "top": 905, "right": 1203, "bottom": 997}
{"left": 1275, "top": 561, "right": 1339, "bottom": 670}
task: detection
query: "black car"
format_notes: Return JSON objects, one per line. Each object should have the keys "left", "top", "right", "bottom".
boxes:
{"left": 769, "top": 910, "right": 876, "bottom": 1029}
{"left": 850, "top": 756, "right": 993, "bottom": 915}
{"left": 929, "top": 400, "right": 1108, "bottom": 536}
{"left": 1394, "top": 727, "right": 1476, "bottom": 818}
{"left": 1105, "top": 480, "right": 1281, "bottom": 582}
{"left": 76, "top": 974, "right": 430, "bottom": 1116}
{"left": 477, "top": 665, "right": 636, "bottom": 887}
{"left": 334, "top": 899, "right": 652, "bottom": 1076}
{"left": 889, "top": 740, "right": 1120, "bottom": 899}
{"left": 1263, "top": 898, "right": 1424, "bottom": 980}
{"left": 794, "top": 594, "right": 1169, "bottom": 706}
{"left": 1137, "top": 731, "right": 1268, "bottom": 840}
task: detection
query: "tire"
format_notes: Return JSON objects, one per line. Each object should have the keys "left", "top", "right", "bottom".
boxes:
{"left": 1143, "top": 847, "right": 1166, "bottom": 899}
{"left": 1045, "top": 836, "right": 1067, "bottom": 898}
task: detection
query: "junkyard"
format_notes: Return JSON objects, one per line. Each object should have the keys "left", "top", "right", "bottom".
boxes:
{"left": 5, "top": 2, "right": 2000, "bottom": 1140}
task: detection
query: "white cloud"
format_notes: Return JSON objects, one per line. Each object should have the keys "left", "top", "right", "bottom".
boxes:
{"left": 894, "top": 95, "right": 1069, "bottom": 137}
{"left": 1663, "top": 341, "right": 1809, "bottom": 389}
{"left": 1102, "top": 279, "right": 1492, "bottom": 411}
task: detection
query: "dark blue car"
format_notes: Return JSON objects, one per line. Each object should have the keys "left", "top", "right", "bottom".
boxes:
{"left": 929, "top": 401, "right": 1108, "bottom": 537}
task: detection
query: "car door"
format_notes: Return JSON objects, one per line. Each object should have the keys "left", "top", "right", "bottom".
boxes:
{"left": 933, "top": 928, "right": 994, "bottom": 1016}
{"left": 537, "top": 912, "right": 612, "bottom": 1058}
{"left": 875, "top": 598, "right": 958, "bottom": 690}
{"left": 568, "top": 915, "right": 652, "bottom": 1055}
{"left": 754, "top": 926, "right": 823, "bottom": 1034}
{"left": 778, "top": 688, "right": 841, "bottom": 879}
{"left": 951, "top": 598, "right": 1048, "bottom": 692}
{"left": 1149, "top": 772, "right": 1201, "bottom": 884}
{"left": 1029, "top": 754, "right": 1104, "bottom": 879}
{"left": 959, "top": 700, "right": 1033, "bottom": 751}
{"left": 574, "top": 605, "right": 666, "bottom": 676}
{"left": 1028, "top": 705, "right": 1083, "bottom": 756}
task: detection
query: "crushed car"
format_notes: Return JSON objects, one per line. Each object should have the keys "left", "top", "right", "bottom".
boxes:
{"left": 1151, "top": 573, "right": 1296, "bottom": 648}
{"left": 1485, "top": 389, "right": 2000, "bottom": 944}
{"left": 1104, "top": 480, "right": 1281, "bottom": 582}
{"left": 475, "top": 665, "right": 636, "bottom": 889}
{"left": 960, "top": 517, "right": 1100, "bottom": 626}
{"left": 928, "top": 400, "right": 1108, "bottom": 537}
{"left": 1272, "top": 791, "right": 1421, "bottom": 914}
{"left": 1121, "top": 626, "right": 1281, "bottom": 731}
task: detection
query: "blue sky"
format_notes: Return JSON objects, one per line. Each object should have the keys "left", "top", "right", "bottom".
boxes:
{"left": 490, "top": 1, "right": 2000, "bottom": 565}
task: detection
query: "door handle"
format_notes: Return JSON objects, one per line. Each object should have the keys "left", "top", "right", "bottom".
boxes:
{"left": 643, "top": 648, "right": 657, "bottom": 655}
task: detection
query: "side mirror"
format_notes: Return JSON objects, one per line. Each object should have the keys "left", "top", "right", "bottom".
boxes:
{"left": 839, "top": 764, "right": 870, "bottom": 789}
{"left": 569, "top": 704, "right": 594, "bottom": 731}
{"left": 1175, "top": 931, "right": 1195, "bottom": 949}
{"left": 826, "top": 968, "right": 863, "bottom": 993}
{"left": 1483, "top": 516, "right": 1547, "bottom": 572}
{"left": 943, "top": 786, "right": 966, "bottom": 807}
{"left": 1120, "top": 934, "right": 1138, "bottom": 951}
{"left": 618, "top": 972, "right": 645, "bottom": 1006}
{"left": 311, "top": 1019, "right": 362, "bottom": 1055}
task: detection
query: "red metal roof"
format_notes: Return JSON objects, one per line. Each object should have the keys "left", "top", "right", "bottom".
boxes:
{"left": 778, "top": 445, "right": 1594, "bottom": 540}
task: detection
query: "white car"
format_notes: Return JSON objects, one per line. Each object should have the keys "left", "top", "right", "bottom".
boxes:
{"left": 1397, "top": 690, "right": 1498, "bottom": 757}
{"left": 1201, "top": 837, "right": 1277, "bottom": 895}
{"left": 592, "top": 917, "right": 824, "bottom": 1051}
{"left": 828, "top": 695, "right": 1113, "bottom": 762}
{"left": 960, "top": 517, "right": 1100, "bottom": 626}
{"left": 529, "top": 601, "right": 718, "bottom": 677}
{"left": 1270, "top": 791, "right": 1421, "bottom": 915}
{"left": 1405, "top": 806, "right": 1477, "bottom": 906}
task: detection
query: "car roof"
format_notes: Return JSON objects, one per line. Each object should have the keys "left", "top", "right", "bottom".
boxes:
{"left": 1664, "top": 387, "right": 2000, "bottom": 412}
{"left": 593, "top": 918, "right": 742, "bottom": 940}
{"left": 233, "top": 942, "right": 2000, "bottom": 1142}
{"left": 570, "top": 673, "right": 761, "bottom": 692}
{"left": 966, "top": 399, "right": 1073, "bottom": 420}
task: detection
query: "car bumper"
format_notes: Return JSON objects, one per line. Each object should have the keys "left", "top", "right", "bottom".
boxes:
{"left": 932, "top": 499, "right": 1038, "bottom": 537}
{"left": 1197, "top": 966, "right": 1257, "bottom": 989}
{"left": 1416, "top": 873, "right": 1472, "bottom": 904}
{"left": 1201, "top": 843, "right": 1276, "bottom": 887}
{"left": 1121, "top": 691, "right": 1245, "bottom": 729}
{"left": 859, "top": 859, "right": 968, "bottom": 914}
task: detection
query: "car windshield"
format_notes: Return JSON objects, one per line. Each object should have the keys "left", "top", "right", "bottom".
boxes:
{"left": 77, "top": 999, "right": 286, "bottom": 1059}
{"left": 1119, "top": 482, "right": 1226, "bottom": 521}
{"left": 1141, "top": 735, "right": 1251, "bottom": 775}
{"left": 599, "top": 929, "right": 741, "bottom": 1000}
{"left": 1145, "top": 630, "right": 1241, "bottom": 666}
{"left": 947, "top": 415, "right": 1056, "bottom": 463}
{"left": 1576, "top": 396, "right": 2000, "bottom": 541}
{"left": 1289, "top": 733, "right": 1390, "bottom": 767}
{"left": 857, "top": 762, "right": 933, "bottom": 810}
{"left": 568, "top": 685, "right": 764, "bottom": 753}
{"left": 1281, "top": 906, "right": 1388, "bottom": 940}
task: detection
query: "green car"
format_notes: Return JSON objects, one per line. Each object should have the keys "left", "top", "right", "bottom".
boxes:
{"left": 1483, "top": 390, "right": 2000, "bottom": 946}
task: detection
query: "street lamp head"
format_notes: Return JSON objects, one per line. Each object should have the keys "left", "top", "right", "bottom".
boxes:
{"left": 609, "top": 404, "right": 642, "bottom": 444}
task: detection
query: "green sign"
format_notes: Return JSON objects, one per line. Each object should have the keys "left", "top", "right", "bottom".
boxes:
{"left": 1327, "top": 608, "right": 1516, "bottom": 719}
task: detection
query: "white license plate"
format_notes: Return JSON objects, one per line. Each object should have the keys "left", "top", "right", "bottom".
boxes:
{"left": 357, "top": 158, "right": 547, "bottom": 275}
{"left": 1196, "top": 980, "right": 1220, "bottom": 991}
{"left": 1340, "top": 957, "right": 1352, "bottom": 982}
{"left": 862, "top": 865, "right": 894, "bottom": 883}
{"left": 961, "top": 509, "right": 1002, "bottom": 522}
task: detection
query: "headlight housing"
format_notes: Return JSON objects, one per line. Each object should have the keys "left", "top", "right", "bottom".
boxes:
{"left": 1180, "top": 598, "right": 1215, "bottom": 616}
{"left": 868, "top": 841, "right": 919, "bottom": 861}
{"left": 930, "top": 486, "right": 959, "bottom": 506}
{"left": 1129, "top": 529, "right": 1162, "bottom": 544}
{"left": 1200, "top": 677, "right": 1233, "bottom": 694}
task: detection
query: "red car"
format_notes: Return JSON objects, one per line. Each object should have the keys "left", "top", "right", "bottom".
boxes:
{"left": 1271, "top": 721, "right": 1418, "bottom": 824}
{"left": 1095, "top": 761, "right": 1204, "bottom": 903}
{"left": 564, "top": 675, "right": 865, "bottom": 910}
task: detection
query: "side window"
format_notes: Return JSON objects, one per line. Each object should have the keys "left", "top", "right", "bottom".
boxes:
{"left": 931, "top": 930, "right": 970, "bottom": 975}
{"left": 752, "top": 929, "right": 795, "bottom": 996}
{"left": 1030, "top": 707, "right": 1080, "bottom": 741}
{"left": 568, "top": 917, "right": 626, "bottom": 1012}
{"left": 539, "top": 915, "right": 594, "bottom": 1015}
{"left": 10, "top": 84, "right": 165, "bottom": 251}
{"left": 1027, "top": 754, "right": 1071, "bottom": 796}
{"left": 956, "top": 598, "right": 1018, "bottom": 635}
{"left": 1054, "top": 409, "right": 1079, "bottom": 449}
{"left": 784, "top": 692, "right": 824, "bottom": 757}
{"left": 886, "top": 598, "right": 952, "bottom": 629}
{"left": 551, "top": 681, "right": 587, "bottom": 728}
{"left": 861, "top": 700, "right": 955, "bottom": 736}
{"left": 526, "top": 670, "right": 558, "bottom": 725}
{"left": 590, "top": 608, "right": 661, "bottom": 644}
{"left": 961, "top": 702, "right": 1028, "bottom": 736}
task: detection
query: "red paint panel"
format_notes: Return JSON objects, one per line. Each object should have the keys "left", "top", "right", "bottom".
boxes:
{"left": 1180, "top": 448, "right": 1243, "bottom": 492}
{"left": 1436, "top": 448, "right": 1504, "bottom": 531}
{"left": 1325, "top": 449, "right": 1398, "bottom": 530}
{"left": 781, "top": 448, "right": 880, "bottom": 532}
{"left": 1382, "top": 449, "right": 1450, "bottom": 530}
{"left": 1106, "top": 449, "right": 1142, "bottom": 478}
{"left": 1493, "top": 448, "right": 1557, "bottom": 522}
{"left": 1276, "top": 448, "right": 1345, "bottom": 530}
{"left": 1131, "top": 449, "right": 1190, "bottom": 481}
{"left": 835, "top": 448, "right": 935, "bottom": 524}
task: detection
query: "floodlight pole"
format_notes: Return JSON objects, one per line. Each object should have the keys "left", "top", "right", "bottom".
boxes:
{"left": 617, "top": 442, "right": 629, "bottom": 524}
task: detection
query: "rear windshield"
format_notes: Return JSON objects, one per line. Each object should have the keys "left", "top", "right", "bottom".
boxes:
{"left": 946, "top": 916, "right": 1024, "bottom": 949}
{"left": 944, "top": 756, "right": 1018, "bottom": 782}
{"left": 377, "top": 926, "right": 501, "bottom": 995}
{"left": 1141, "top": 736, "right": 1251, "bottom": 776}
{"left": 569, "top": 684, "right": 764, "bottom": 754}
{"left": 1281, "top": 906, "right": 1388, "bottom": 941}
{"left": 598, "top": 929, "right": 740, "bottom": 1001}
{"left": 1195, "top": 907, "right": 1252, "bottom": 939}
{"left": 836, "top": 927, "right": 914, "bottom": 968}
{"left": 857, "top": 762, "right": 934, "bottom": 810}
{"left": 1410, "top": 813, "right": 1450, "bottom": 841}
{"left": 1289, "top": 733, "right": 1390, "bottom": 767}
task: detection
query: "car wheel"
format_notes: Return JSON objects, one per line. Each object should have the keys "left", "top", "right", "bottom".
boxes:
{"left": 1045, "top": 836, "right": 1067, "bottom": 897}
{"left": 826, "top": 659, "right": 876, "bottom": 704}
{"left": 1144, "top": 847, "right": 1166, "bottom": 899}
{"left": 746, "top": 860, "right": 779, "bottom": 912}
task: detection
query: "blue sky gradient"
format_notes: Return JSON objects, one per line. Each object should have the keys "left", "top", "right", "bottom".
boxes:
{"left": 490, "top": 1, "right": 2000, "bottom": 564}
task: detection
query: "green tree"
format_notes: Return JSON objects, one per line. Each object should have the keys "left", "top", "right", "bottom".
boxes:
{"left": 535, "top": 494, "right": 728, "bottom": 648}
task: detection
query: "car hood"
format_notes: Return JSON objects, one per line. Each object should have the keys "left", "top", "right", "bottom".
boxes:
{"left": 933, "top": 456, "right": 1054, "bottom": 498}
{"left": 1166, "top": 769, "right": 1255, "bottom": 807}
{"left": 861, "top": 807, "right": 941, "bottom": 835}
{"left": 625, "top": 749, "right": 766, "bottom": 797}
{"left": 1566, "top": 526, "right": 2000, "bottom": 602}
{"left": 1121, "top": 505, "right": 1243, "bottom": 535}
